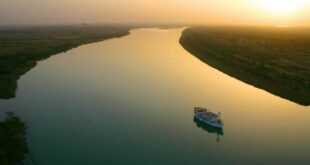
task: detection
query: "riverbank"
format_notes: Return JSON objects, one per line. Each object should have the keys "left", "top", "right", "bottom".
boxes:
{"left": 0, "top": 25, "right": 132, "bottom": 99}
{"left": 180, "top": 26, "right": 310, "bottom": 106}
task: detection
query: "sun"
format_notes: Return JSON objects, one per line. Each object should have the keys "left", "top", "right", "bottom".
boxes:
{"left": 254, "top": 0, "right": 307, "bottom": 13}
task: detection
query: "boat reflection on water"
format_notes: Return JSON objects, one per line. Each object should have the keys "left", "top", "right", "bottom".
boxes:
{"left": 193, "top": 116, "right": 224, "bottom": 142}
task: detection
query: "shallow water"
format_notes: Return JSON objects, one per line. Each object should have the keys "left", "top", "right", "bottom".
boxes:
{"left": 0, "top": 28, "right": 309, "bottom": 165}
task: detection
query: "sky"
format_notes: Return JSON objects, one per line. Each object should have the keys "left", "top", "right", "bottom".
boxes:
{"left": 0, "top": 0, "right": 309, "bottom": 26}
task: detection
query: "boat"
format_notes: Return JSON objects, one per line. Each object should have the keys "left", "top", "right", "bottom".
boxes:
{"left": 194, "top": 107, "right": 223, "bottom": 129}
{"left": 193, "top": 116, "right": 224, "bottom": 135}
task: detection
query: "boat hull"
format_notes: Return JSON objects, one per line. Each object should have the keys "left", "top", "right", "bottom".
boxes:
{"left": 194, "top": 113, "right": 223, "bottom": 129}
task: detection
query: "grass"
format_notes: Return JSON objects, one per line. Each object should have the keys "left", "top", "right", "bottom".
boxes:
{"left": 180, "top": 26, "right": 310, "bottom": 106}
{"left": 0, "top": 25, "right": 132, "bottom": 99}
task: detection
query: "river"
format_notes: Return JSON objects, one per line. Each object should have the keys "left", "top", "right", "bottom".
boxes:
{"left": 0, "top": 28, "right": 309, "bottom": 165}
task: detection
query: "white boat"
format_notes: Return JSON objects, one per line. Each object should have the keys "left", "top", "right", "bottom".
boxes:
{"left": 194, "top": 107, "right": 223, "bottom": 129}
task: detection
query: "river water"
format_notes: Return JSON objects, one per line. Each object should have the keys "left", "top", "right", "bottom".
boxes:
{"left": 0, "top": 28, "right": 309, "bottom": 165}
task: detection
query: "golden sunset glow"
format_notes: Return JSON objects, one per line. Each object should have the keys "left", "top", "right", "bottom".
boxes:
{"left": 0, "top": 0, "right": 310, "bottom": 26}
{"left": 253, "top": 0, "right": 308, "bottom": 13}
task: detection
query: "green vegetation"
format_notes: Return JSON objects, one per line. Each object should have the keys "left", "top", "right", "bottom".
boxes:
{"left": 180, "top": 26, "right": 310, "bottom": 106}
{"left": 0, "top": 25, "right": 132, "bottom": 99}
{"left": 0, "top": 112, "right": 28, "bottom": 165}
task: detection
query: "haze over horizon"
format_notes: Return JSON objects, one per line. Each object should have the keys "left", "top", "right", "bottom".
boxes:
{"left": 1, "top": 0, "right": 310, "bottom": 26}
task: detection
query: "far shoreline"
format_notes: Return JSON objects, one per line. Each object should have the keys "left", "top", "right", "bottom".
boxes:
{"left": 0, "top": 24, "right": 187, "bottom": 100}
{"left": 0, "top": 25, "right": 132, "bottom": 99}
{"left": 179, "top": 26, "right": 310, "bottom": 106}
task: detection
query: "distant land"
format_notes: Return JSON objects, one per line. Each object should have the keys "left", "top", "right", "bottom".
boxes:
{"left": 0, "top": 25, "right": 133, "bottom": 99}
{"left": 1, "top": 25, "right": 309, "bottom": 106}
{"left": 0, "top": 24, "right": 185, "bottom": 99}
{"left": 180, "top": 26, "right": 310, "bottom": 106}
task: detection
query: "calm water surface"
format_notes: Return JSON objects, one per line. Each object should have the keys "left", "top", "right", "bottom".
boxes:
{"left": 0, "top": 28, "right": 309, "bottom": 165}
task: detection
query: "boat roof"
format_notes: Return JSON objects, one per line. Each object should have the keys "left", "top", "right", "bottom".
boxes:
{"left": 195, "top": 107, "right": 207, "bottom": 110}
{"left": 195, "top": 107, "right": 220, "bottom": 118}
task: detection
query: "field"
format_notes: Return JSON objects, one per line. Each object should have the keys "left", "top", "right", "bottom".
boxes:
{"left": 180, "top": 26, "right": 310, "bottom": 106}
{"left": 0, "top": 25, "right": 132, "bottom": 99}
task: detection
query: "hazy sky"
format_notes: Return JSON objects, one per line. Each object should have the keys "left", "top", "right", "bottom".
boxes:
{"left": 0, "top": 0, "right": 309, "bottom": 26}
